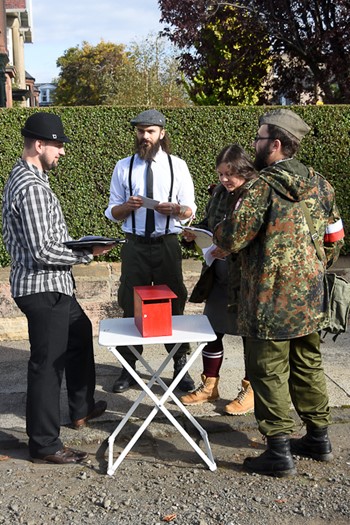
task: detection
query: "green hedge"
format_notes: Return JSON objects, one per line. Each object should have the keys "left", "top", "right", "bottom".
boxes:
{"left": 1, "top": 105, "right": 350, "bottom": 266}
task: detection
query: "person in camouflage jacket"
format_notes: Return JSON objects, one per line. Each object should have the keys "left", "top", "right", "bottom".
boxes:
{"left": 213, "top": 109, "right": 345, "bottom": 477}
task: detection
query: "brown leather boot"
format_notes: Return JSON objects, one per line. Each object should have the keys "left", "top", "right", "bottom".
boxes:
{"left": 224, "top": 379, "right": 254, "bottom": 415}
{"left": 180, "top": 374, "right": 219, "bottom": 405}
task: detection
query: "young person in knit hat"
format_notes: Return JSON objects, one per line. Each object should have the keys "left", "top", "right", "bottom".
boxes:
{"left": 213, "top": 109, "right": 345, "bottom": 477}
{"left": 105, "top": 109, "right": 196, "bottom": 394}
{"left": 2, "top": 112, "right": 111, "bottom": 464}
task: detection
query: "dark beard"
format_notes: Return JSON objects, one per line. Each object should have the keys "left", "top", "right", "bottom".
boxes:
{"left": 136, "top": 138, "right": 161, "bottom": 161}
{"left": 254, "top": 144, "right": 270, "bottom": 171}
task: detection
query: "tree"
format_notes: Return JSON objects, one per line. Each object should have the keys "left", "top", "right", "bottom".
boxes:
{"left": 107, "top": 34, "right": 190, "bottom": 107}
{"left": 54, "top": 36, "right": 190, "bottom": 107}
{"left": 54, "top": 41, "right": 130, "bottom": 106}
{"left": 159, "top": 1, "right": 271, "bottom": 105}
{"left": 159, "top": 0, "right": 350, "bottom": 104}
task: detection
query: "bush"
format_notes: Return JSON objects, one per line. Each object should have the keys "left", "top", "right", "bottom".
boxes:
{"left": 1, "top": 105, "right": 349, "bottom": 267}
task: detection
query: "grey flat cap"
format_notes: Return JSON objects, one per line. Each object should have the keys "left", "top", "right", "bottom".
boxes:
{"left": 130, "top": 109, "right": 166, "bottom": 127}
{"left": 259, "top": 109, "right": 311, "bottom": 141}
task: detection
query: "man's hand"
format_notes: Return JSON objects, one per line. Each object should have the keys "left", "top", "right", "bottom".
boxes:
{"left": 155, "top": 202, "right": 175, "bottom": 216}
{"left": 92, "top": 244, "right": 115, "bottom": 256}
{"left": 155, "top": 202, "right": 189, "bottom": 219}
{"left": 182, "top": 229, "right": 197, "bottom": 242}
{"left": 111, "top": 196, "right": 143, "bottom": 221}
{"left": 125, "top": 195, "right": 143, "bottom": 211}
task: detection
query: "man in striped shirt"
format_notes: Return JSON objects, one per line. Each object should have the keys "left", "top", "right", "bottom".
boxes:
{"left": 2, "top": 113, "right": 111, "bottom": 464}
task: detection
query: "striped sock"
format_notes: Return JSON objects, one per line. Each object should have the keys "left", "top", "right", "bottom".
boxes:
{"left": 202, "top": 333, "right": 224, "bottom": 377}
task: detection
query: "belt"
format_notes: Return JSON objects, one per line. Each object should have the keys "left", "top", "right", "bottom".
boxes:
{"left": 125, "top": 233, "right": 177, "bottom": 244}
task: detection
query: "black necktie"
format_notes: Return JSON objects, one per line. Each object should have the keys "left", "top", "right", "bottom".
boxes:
{"left": 145, "top": 160, "right": 155, "bottom": 237}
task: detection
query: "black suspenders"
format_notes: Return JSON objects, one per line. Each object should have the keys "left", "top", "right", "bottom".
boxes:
{"left": 128, "top": 155, "right": 136, "bottom": 234}
{"left": 128, "top": 154, "right": 174, "bottom": 235}
{"left": 166, "top": 155, "right": 174, "bottom": 234}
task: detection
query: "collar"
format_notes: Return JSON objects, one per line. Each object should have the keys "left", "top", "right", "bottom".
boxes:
{"left": 20, "top": 158, "right": 49, "bottom": 183}
{"left": 269, "top": 157, "right": 294, "bottom": 167}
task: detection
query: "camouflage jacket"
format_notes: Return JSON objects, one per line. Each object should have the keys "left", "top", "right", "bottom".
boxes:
{"left": 213, "top": 158, "right": 344, "bottom": 340}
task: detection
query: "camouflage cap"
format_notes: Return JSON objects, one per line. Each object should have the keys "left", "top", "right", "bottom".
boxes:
{"left": 259, "top": 109, "right": 311, "bottom": 141}
{"left": 130, "top": 109, "right": 166, "bottom": 128}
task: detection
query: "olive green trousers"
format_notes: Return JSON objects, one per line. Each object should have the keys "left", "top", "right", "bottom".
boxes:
{"left": 245, "top": 332, "right": 331, "bottom": 436}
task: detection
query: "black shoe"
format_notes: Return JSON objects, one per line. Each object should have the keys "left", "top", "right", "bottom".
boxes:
{"left": 31, "top": 447, "right": 88, "bottom": 464}
{"left": 290, "top": 426, "right": 333, "bottom": 462}
{"left": 173, "top": 354, "right": 195, "bottom": 392}
{"left": 72, "top": 400, "right": 107, "bottom": 429}
{"left": 112, "top": 367, "right": 137, "bottom": 393}
{"left": 243, "top": 435, "right": 297, "bottom": 477}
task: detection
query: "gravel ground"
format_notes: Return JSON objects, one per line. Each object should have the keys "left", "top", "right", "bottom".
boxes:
{"left": 1, "top": 408, "right": 350, "bottom": 525}
{"left": 1, "top": 328, "right": 349, "bottom": 525}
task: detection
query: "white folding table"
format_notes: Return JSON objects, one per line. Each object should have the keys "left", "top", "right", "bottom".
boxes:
{"left": 99, "top": 314, "right": 217, "bottom": 476}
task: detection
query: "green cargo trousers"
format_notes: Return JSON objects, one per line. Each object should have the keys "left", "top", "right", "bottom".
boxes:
{"left": 245, "top": 332, "right": 331, "bottom": 436}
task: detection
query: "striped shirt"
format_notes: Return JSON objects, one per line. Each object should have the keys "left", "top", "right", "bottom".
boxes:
{"left": 2, "top": 158, "right": 93, "bottom": 297}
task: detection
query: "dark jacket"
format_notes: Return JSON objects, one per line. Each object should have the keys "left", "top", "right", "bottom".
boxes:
{"left": 189, "top": 183, "right": 244, "bottom": 308}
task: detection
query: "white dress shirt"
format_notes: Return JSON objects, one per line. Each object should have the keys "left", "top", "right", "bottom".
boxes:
{"left": 105, "top": 148, "right": 196, "bottom": 236}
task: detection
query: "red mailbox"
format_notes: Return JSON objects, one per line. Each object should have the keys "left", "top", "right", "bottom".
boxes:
{"left": 134, "top": 285, "right": 177, "bottom": 337}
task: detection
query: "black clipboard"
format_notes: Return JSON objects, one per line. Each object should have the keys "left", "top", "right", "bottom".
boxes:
{"left": 64, "top": 236, "right": 126, "bottom": 249}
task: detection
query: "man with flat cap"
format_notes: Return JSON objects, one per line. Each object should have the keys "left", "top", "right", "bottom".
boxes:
{"left": 105, "top": 109, "right": 196, "bottom": 393}
{"left": 2, "top": 112, "right": 111, "bottom": 464}
{"left": 213, "top": 109, "right": 345, "bottom": 477}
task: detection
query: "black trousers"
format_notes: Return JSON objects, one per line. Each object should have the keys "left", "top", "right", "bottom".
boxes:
{"left": 15, "top": 292, "right": 96, "bottom": 458}
{"left": 117, "top": 234, "right": 190, "bottom": 364}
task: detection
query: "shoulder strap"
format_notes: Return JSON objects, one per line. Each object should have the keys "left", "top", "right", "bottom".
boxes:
{"left": 165, "top": 154, "right": 174, "bottom": 234}
{"left": 299, "top": 200, "right": 324, "bottom": 262}
{"left": 308, "top": 165, "right": 327, "bottom": 182}
{"left": 128, "top": 155, "right": 136, "bottom": 234}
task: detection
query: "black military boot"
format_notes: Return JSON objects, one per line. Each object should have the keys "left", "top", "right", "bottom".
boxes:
{"left": 243, "top": 435, "right": 297, "bottom": 477}
{"left": 112, "top": 365, "right": 137, "bottom": 393}
{"left": 173, "top": 354, "right": 195, "bottom": 392}
{"left": 290, "top": 426, "right": 333, "bottom": 461}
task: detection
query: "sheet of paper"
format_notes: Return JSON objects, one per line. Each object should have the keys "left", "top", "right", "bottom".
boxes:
{"left": 202, "top": 244, "right": 226, "bottom": 266}
{"left": 202, "top": 244, "right": 217, "bottom": 266}
{"left": 181, "top": 227, "right": 213, "bottom": 249}
{"left": 180, "top": 226, "right": 213, "bottom": 235}
{"left": 137, "top": 195, "right": 160, "bottom": 210}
